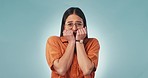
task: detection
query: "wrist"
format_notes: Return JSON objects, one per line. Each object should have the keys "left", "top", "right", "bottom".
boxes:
{"left": 76, "top": 40, "right": 83, "bottom": 44}
{"left": 68, "top": 40, "right": 75, "bottom": 44}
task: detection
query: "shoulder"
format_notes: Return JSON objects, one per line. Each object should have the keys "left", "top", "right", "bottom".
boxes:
{"left": 48, "top": 36, "right": 60, "bottom": 40}
{"left": 47, "top": 36, "right": 61, "bottom": 43}
{"left": 84, "top": 38, "right": 100, "bottom": 50}
{"left": 86, "top": 38, "right": 99, "bottom": 43}
{"left": 85, "top": 38, "right": 100, "bottom": 46}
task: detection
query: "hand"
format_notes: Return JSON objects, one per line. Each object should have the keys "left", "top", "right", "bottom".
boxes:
{"left": 76, "top": 27, "right": 86, "bottom": 40}
{"left": 63, "top": 30, "right": 75, "bottom": 42}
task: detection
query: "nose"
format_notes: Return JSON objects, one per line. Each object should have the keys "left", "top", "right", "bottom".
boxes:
{"left": 72, "top": 25, "right": 77, "bottom": 31}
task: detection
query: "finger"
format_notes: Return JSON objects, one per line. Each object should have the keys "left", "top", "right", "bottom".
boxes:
{"left": 66, "top": 30, "right": 70, "bottom": 35}
{"left": 84, "top": 26, "right": 87, "bottom": 34}
{"left": 69, "top": 30, "right": 73, "bottom": 35}
{"left": 77, "top": 29, "right": 80, "bottom": 36}
{"left": 63, "top": 30, "right": 66, "bottom": 33}
{"left": 67, "top": 30, "right": 73, "bottom": 36}
{"left": 83, "top": 27, "right": 86, "bottom": 34}
{"left": 63, "top": 30, "right": 66, "bottom": 36}
{"left": 79, "top": 28, "right": 83, "bottom": 35}
{"left": 65, "top": 30, "right": 69, "bottom": 36}
{"left": 81, "top": 28, "right": 85, "bottom": 34}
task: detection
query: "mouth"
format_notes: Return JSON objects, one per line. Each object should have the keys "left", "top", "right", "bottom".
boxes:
{"left": 73, "top": 31, "right": 77, "bottom": 37}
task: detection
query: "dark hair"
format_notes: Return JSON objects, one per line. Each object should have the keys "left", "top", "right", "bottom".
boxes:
{"left": 60, "top": 7, "right": 88, "bottom": 38}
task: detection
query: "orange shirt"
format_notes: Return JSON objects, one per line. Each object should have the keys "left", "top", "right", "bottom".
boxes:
{"left": 46, "top": 36, "right": 100, "bottom": 78}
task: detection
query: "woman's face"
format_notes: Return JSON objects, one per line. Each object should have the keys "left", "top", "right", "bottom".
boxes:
{"left": 64, "top": 14, "right": 84, "bottom": 32}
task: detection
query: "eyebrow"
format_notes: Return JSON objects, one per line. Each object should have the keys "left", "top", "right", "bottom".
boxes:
{"left": 75, "top": 21, "right": 82, "bottom": 23}
{"left": 67, "top": 21, "right": 82, "bottom": 23}
{"left": 67, "top": 21, "right": 73, "bottom": 23}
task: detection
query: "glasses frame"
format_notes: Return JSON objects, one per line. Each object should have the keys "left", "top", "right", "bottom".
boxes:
{"left": 65, "top": 22, "right": 84, "bottom": 29}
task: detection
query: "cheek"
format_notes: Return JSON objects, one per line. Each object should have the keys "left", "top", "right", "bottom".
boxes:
{"left": 77, "top": 26, "right": 83, "bottom": 29}
{"left": 64, "top": 26, "right": 71, "bottom": 30}
{"left": 64, "top": 26, "right": 67, "bottom": 30}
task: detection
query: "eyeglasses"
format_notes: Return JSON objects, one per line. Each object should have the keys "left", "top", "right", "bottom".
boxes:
{"left": 65, "top": 23, "right": 83, "bottom": 28}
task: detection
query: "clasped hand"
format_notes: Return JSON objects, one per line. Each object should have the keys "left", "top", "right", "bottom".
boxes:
{"left": 63, "top": 27, "right": 86, "bottom": 42}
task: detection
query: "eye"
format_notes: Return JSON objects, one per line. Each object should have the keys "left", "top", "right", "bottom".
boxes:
{"left": 77, "top": 23, "right": 82, "bottom": 26}
{"left": 67, "top": 23, "right": 73, "bottom": 26}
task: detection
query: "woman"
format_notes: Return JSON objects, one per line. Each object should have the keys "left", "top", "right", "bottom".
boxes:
{"left": 46, "top": 7, "right": 100, "bottom": 78}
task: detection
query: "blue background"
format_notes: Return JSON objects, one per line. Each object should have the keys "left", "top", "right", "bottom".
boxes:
{"left": 0, "top": 0, "right": 148, "bottom": 78}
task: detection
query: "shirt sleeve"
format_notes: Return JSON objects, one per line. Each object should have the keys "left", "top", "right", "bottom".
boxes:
{"left": 46, "top": 36, "right": 62, "bottom": 70}
{"left": 87, "top": 38, "right": 100, "bottom": 72}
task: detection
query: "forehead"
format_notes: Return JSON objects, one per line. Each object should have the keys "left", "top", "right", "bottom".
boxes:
{"left": 66, "top": 14, "right": 83, "bottom": 22}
